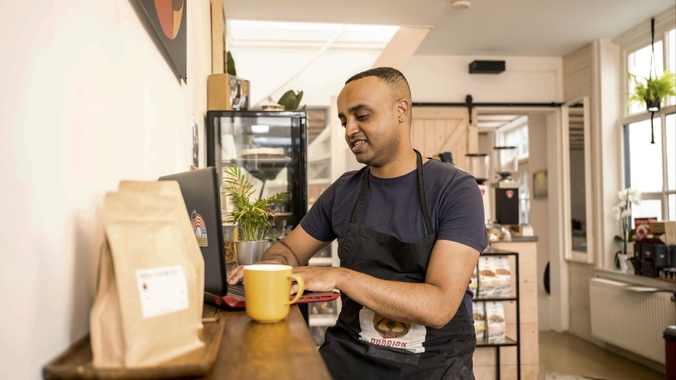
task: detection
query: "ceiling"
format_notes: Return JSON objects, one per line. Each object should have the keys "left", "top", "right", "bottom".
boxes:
{"left": 223, "top": 0, "right": 674, "bottom": 57}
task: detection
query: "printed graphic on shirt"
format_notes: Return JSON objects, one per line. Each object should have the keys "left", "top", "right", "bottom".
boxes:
{"left": 359, "top": 307, "right": 426, "bottom": 353}
{"left": 190, "top": 210, "right": 208, "bottom": 247}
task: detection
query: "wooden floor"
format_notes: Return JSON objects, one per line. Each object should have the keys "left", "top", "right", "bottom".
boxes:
{"left": 538, "top": 330, "right": 664, "bottom": 380}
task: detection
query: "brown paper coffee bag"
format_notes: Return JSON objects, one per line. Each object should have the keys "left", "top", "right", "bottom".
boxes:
{"left": 90, "top": 180, "right": 205, "bottom": 368}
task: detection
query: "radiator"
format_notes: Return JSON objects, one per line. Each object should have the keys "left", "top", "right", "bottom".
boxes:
{"left": 589, "top": 278, "right": 676, "bottom": 364}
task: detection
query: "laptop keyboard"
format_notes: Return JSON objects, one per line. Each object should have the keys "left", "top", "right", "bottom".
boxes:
{"left": 227, "top": 282, "right": 245, "bottom": 297}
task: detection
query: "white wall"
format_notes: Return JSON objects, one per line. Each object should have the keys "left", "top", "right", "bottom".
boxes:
{"left": 405, "top": 55, "right": 563, "bottom": 103}
{"left": 232, "top": 51, "right": 564, "bottom": 108}
{"left": 527, "top": 114, "right": 552, "bottom": 330}
{"left": 231, "top": 47, "right": 382, "bottom": 107}
{"left": 0, "top": 1, "right": 212, "bottom": 378}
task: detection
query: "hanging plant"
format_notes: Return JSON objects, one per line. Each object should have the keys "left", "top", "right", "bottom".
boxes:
{"left": 628, "top": 70, "right": 676, "bottom": 112}
{"left": 626, "top": 18, "right": 676, "bottom": 144}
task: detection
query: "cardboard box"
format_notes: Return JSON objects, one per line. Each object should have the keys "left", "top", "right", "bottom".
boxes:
{"left": 651, "top": 221, "right": 676, "bottom": 244}
{"left": 207, "top": 74, "right": 250, "bottom": 111}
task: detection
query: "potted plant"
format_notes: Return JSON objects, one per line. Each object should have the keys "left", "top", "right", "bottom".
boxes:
{"left": 223, "top": 164, "right": 289, "bottom": 265}
{"left": 628, "top": 70, "right": 676, "bottom": 112}
{"left": 611, "top": 187, "right": 641, "bottom": 272}
{"left": 277, "top": 90, "right": 305, "bottom": 111}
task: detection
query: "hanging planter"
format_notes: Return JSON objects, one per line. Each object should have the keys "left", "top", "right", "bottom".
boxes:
{"left": 628, "top": 71, "right": 676, "bottom": 143}
{"left": 629, "top": 72, "right": 676, "bottom": 112}
{"left": 627, "top": 18, "right": 676, "bottom": 143}
{"left": 644, "top": 97, "right": 661, "bottom": 112}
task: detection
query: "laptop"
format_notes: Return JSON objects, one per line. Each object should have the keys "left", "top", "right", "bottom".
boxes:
{"left": 159, "top": 167, "right": 340, "bottom": 310}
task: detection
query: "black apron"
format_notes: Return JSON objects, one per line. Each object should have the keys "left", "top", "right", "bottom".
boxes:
{"left": 319, "top": 151, "right": 476, "bottom": 380}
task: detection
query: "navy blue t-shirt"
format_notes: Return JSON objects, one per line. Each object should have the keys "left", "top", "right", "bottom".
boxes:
{"left": 300, "top": 159, "right": 489, "bottom": 312}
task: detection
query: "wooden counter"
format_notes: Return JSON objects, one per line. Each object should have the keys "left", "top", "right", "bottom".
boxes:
{"left": 202, "top": 305, "right": 331, "bottom": 380}
{"left": 43, "top": 305, "right": 330, "bottom": 380}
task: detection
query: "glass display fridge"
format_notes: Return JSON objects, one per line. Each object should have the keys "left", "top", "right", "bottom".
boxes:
{"left": 206, "top": 110, "right": 308, "bottom": 234}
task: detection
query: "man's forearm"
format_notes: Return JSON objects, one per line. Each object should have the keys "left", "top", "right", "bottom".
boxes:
{"left": 335, "top": 268, "right": 464, "bottom": 329}
{"left": 261, "top": 240, "right": 302, "bottom": 267}
{"left": 293, "top": 241, "right": 479, "bottom": 329}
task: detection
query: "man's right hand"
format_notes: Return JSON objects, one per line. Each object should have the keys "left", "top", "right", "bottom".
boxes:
{"left": 226, "top": 260, "right": 283, "bottom": 285}
{"left": 225, "top": 226, "right": 331, "bottom": 285}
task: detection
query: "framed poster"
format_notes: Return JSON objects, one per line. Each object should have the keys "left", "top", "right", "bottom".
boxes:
{"left": 138, "top": 0, "right": 187, "bottom": 83}
{"left": 533, "top": 170, "right": 548, "bottom": 199}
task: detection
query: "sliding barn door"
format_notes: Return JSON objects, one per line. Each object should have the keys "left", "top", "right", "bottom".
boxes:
{"left": 411, "top": 107, "right": 478, "bottom": 170}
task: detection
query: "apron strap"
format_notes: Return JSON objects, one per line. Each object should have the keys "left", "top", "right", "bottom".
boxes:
{"left": 414, "top": 149, "right": 434, "bottom": 236}
{"left": 350, "top": 168, "right": 370, "bottom": 224}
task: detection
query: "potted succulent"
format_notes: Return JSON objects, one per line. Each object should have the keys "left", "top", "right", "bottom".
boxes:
{"left": 223, "top": 164, "right": 289, "bottom": 265}
{"left": 628, "top": 70, "right": 676, "bottom": 112}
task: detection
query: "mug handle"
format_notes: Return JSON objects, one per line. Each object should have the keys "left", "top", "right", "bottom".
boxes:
{"left": 286, "top": 274, "right": 305, "bottom": 305}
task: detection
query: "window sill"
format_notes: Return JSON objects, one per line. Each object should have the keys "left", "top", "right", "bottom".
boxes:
{"left": 595, "top": 268, "right": 676, "bottom": 292}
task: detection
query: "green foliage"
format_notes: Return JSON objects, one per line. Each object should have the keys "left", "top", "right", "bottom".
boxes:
{"left": 226, "top": 51, "right": 237, "bottom": 76}
{"left": 223, "top": 165, "right": 288, "bottom": 241}
{"left": 628, "top": 70, "right": 676, "bottom": 103}
{"left": 277, "top": 90, "right": 304, "bottom": 111}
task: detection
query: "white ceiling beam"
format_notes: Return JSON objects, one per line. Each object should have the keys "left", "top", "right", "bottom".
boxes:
{"left": 371, "top": 26, "right": 431, "bottom": 70}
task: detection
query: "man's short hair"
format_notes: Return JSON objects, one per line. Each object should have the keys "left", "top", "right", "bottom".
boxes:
{"left": 345, "top": 67, "right": 412, "bottom": 102}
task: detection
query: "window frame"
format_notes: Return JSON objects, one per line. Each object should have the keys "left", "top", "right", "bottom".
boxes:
{"left": 615, "top": 9, "right": 676, "bottom": 223}
{"left": 622, "top": 106, "right": 676, "bottom": 221}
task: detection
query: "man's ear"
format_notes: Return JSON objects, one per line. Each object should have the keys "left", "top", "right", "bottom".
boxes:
{"left": 396, "top": 99, "right": 410, "bottom": 123}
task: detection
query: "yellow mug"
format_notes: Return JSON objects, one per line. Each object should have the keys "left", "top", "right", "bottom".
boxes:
{"left": 243, "top": 264, "right": 305, "bottom": 323}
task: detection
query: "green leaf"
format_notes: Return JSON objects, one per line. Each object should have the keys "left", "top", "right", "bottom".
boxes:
{"left": 226, "top": 51, "right": 237, "bottom": 76}
{"left": 277, "top": 90, "right": 304, "bottom": 111}
{"left": 628, "top": 70, "right": 676, "bottom": 105}
{"left": 222, "top": 164, "right": 289, "bottom": 241}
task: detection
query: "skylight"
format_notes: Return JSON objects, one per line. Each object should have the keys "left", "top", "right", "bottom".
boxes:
{"left": 227, "top": 20, "right": 399, "bottom": 50}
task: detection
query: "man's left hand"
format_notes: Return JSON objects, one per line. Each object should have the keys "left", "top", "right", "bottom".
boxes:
{"left": 291, "top": 266, "right": 343, "bottom": 294}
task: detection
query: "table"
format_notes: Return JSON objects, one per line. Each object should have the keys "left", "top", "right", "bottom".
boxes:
{"left": 43, "top": 305, "right": 331, "bottom": 380}
{"left": 202, "top": 305, "right": 331, "bottom": 379}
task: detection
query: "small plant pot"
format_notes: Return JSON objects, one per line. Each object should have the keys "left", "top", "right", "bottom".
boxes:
{"left": 236, "top": 240, "right": 272, "bottom": 265}
{"left": 645, "top": 97, "right": 661, "bottom": 112}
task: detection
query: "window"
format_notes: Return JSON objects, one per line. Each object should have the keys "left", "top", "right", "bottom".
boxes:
{"left": 624, "top": 113, "right": 676, "bottom": 222}
{"left": 494, "top": 116, "right": 530, "bottom": 225}
{"left": 519, "top": 171, "right": 530, "bottom": 225}
{"left": 621, "top": 18, "right": 676, "bottom": 224}
{"left": 628, "top": 41, "right": 664, "bottom": 114}
{"left": 496, "top": 116, "right": 529, "bottom": 160}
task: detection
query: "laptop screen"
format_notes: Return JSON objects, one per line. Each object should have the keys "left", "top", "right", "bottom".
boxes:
{"left": 159, "top": 167, "right": 227, "bottom": 296}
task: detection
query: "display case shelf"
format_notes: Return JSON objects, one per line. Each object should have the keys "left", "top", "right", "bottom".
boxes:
{"left": 474, "top": 247, "right": 521, "bottom": 380}
{"left": 476, "top": 336, "right": 518, "bottom": 347}
{"left": 308, "top": 257, "right": 334, "bottom": 266}
{"left": 308, "top": 154, "right": 331, "bottom": 164}
{"left": 309, "top": 315, "right": 338, "bottom": 327}
{"left": 308, "top": 178, "right": 332, "bottom": 186}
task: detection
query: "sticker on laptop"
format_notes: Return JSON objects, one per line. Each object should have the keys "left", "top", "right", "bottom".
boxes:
{"left": 191, "top": 210, "right": 208, "bottom": 247}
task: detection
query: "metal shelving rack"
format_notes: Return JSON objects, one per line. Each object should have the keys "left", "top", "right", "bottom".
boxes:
{"left": 475, "top": 247, "right": 521, "bottom": 380}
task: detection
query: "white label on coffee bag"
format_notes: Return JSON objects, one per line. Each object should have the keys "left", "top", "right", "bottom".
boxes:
{"left": 136, "top": 265, "right": 189, "bottom": 319}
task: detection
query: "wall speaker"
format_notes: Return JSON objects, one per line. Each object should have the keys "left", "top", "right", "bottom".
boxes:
{"left": 469, "top": 60, "right": 505, "bottom": 74}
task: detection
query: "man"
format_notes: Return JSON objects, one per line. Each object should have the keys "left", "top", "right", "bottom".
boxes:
{"left": 228, "top": 67, "right": 488, "bottom": 379}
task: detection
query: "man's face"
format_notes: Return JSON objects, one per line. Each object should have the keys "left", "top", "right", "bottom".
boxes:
{"left": 337, "top": 77, "right": 402, "bottom": 167}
